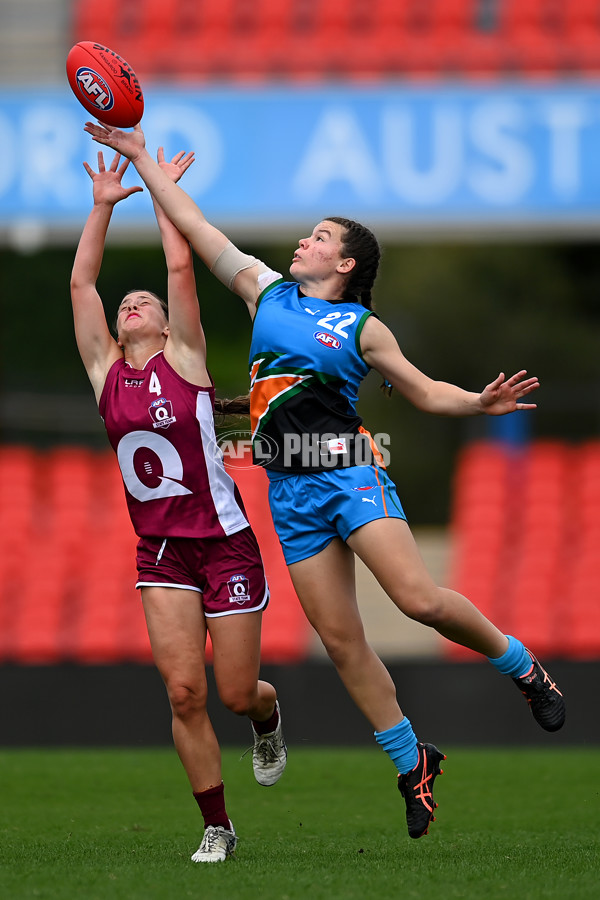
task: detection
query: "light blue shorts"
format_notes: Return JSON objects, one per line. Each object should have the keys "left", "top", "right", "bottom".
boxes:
{"left": 267, "top": 465, "right": 407, "bottom": 565}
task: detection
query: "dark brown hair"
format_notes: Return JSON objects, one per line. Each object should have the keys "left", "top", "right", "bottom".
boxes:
{"left": 325, "top": 216, "right": 381, "bottom": 310}
{"left": 325, "top": 218, "right": 392, "bottom": 396}
{"left": 214, "top": 394, "right": 250, "bottom": 418}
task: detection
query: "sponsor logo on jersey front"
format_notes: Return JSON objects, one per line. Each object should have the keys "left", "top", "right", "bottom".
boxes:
{"left": 75, "top": 66, "right": 115, "bottom": 112}
{"left": 313, "top": 331, "right": 341, "bottom": 349}
{"left": 124, "top": 377, "right": 144, "bottom": 388}
{"left": 318, "top": 437, "right": 347, "bottom": 455}
{"left": 227, "top": 573, "right": 250, "bottom": 604}
{"left": 148, "top": 396, "right": 176, "bottom": 429}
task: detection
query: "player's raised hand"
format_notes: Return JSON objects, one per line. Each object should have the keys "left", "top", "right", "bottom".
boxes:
{"left": 83, "top": 150, "right": 143, "bottom": 207}
{"left": 479, "top": 370, "right": 540, "bottom": 415}
{"left": 84, "top": 121, "right": 146, "bottom": 162}
{"left": 157, "top": 147, "right": 195, "bottom": 184}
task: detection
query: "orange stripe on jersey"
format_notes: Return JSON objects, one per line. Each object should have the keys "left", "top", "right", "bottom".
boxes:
{"left": 371, "top": 465, "right": 389, "bottom": 517}
{"left": 250, "top": 373, "right": 307, "bottom": 437}
{"left": 359, "top": 426, "right": 386, "bottom": 468}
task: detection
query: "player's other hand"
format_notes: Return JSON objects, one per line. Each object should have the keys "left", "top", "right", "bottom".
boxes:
{"left": 83, "top": 150, "right": 143, "bottom": 207}
{"left": 84, "top": 121, "right": 146, "bottom": 162}
{"left": 157, "top": 147, "right": 195, "bottom": 184}
{"left": 480, "top": 370, "right": 540, "bottom": 415}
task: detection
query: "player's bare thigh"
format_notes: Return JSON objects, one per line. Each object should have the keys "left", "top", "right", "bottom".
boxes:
{"left": 346, "top": 517, "right": 440, "bottom": 619}
{"left": 287, "top": 537, "right": 367, "bottom": 642}
{"left": 207, "top": 610, "right": 274, "bottom": 715}
{"left": 141, "top": 585, "right": 207, "bottom": 679}
{"left": 208, "top": 610, "right": 262, "bottom": 686}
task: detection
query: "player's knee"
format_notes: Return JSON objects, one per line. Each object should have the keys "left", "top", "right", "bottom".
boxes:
{"left": 167, "top": 681, "right": 207, "bottom": 721}
{"left": 320, "top": 627, "right": 367, "bottom": 669}
{"left": 218, "top": 684, "right": 255, "bottom": 717}
{"left": 402, "top": 587, "right": 445, "bottom": 626}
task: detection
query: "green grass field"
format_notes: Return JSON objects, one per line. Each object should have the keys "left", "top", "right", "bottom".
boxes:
{"left": 0, "top": 746, "right": 597, "bottom": 900}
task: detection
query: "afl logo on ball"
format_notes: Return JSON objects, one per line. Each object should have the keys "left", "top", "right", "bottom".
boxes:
{"left": 314, "top": 331, "right": 341, "bottom": 350}
{"left": 75, "top": 66, "right": 114, "bottom": 112}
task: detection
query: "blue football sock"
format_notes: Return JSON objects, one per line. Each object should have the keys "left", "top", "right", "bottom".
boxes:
{"left": 374, "top": 717, "right": 418, "bottom": 775}
{"left": 487, "top": 635, "right": 531, "bottom": 678}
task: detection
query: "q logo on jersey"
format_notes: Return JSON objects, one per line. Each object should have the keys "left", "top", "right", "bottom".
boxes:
{"left": 75, "top": 66, "right": 115, "bottom": 112}
{"left": 227, "top": 574, "right": 250, "bottom": 604}
{"left": 148, "top": 397, "right": 176, "bottom": 429}
{"left": 314, "top": 331, "right": 341, "bottom": 350}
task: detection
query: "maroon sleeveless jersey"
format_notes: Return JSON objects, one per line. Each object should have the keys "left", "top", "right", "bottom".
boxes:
{"left": 99, "top": 353, "right": 249, "bottom": 539}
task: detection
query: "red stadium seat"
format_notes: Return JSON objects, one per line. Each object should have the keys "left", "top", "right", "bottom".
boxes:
{"left": 560, "top": 441, "right": 600, "bottom": 656}
{"left": 72, "top": 0, "right": 123, "bottom": 41}
{"left": 445, "top": 441, "right": 516, "bottom": 659}
{"left": 67, "top": 582, "right": 130, "bottom": 663}
{"left": 71, "top": 0, "right": 592, "bottom": 79}
{"left": 10, "top": 574, "right": 67, "bottom": 664}
{"left": 563, "top": 569, "right": 600, "bottom": 658}
{"left": 563, "top": 0, "right": 600, "bottom": 68}
{"left": 446, "top": 33, "right": 509, "bottom": 76}
{"left": 444, "top": 439, "right": 598, "bottom": 661}
{"left": 499, "top": 0, "right": 563, "bottom": 37}
{"left": 119, "top": 594, "right": 154, "bottom": 663}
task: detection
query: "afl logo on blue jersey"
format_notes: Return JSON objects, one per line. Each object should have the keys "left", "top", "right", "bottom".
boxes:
{"left": 314, "top": 331, "right": 341, "bottom": 350}
{"left": 75, "top": 66, "right": 115, "bottom": 112}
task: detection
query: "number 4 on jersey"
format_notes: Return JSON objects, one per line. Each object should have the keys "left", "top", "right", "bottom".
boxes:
{"left": 149, "top": 372, "right": 162, "bottom": 395}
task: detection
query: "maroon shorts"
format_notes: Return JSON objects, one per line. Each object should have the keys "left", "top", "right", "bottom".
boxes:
{"left": 135, "top": 526, "right": 269, "bottom": 618}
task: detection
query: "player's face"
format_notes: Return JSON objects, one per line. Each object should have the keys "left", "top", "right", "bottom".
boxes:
{"left": 290, "top": 221, "right": 349, "bottom": 280}
{"left": 117, "top": 292, "right": 168, "bottom": 340}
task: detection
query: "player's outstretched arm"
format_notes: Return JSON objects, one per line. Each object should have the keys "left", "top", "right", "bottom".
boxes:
{"left": 84, "top": 121, "right": 262, "bottom": 312}
{"left": 152, "top": 148, "right": 210, "bottom": 385}
{"left": 70, "top": 150, "right": 143, "bottom": 401}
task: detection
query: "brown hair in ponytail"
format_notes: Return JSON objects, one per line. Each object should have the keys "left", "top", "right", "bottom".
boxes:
{"left": 213, "top": 394, "right": 251, "bottom": 418}
{"left": 325, "top": 217, "right": 391, "bottom": 397}
{"left": 324, "top": 216, "right": 381, "bottom": 311}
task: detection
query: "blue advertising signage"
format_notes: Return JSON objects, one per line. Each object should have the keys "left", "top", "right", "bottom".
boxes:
{"left": 1, "top": 82, "right": 600, "bottom": 238}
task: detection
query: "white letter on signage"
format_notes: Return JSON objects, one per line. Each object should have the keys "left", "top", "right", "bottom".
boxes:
{"left": 540, "top": 101, "right": 589, "bottom": 198}
{"left": 469, "top": 101, "right": 533, "bottom": 204}
{"left": 382, "top": 106, "right": 462, "bottom": 205}
{"left": 292, "top": 107, "right": 382, "bottom": 201}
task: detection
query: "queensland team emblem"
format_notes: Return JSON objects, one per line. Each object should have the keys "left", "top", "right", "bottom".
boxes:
{"left": 75, "top": 66, "right": 115, "bottom": 113}
{"left": 313, "top": 331, "right": 341, "bottom": 350}
{"left": 148, "top": 396, "right": 176, "bottom": 429}
{"left": 227, "top": 574, "right": 250, "bottom": 604}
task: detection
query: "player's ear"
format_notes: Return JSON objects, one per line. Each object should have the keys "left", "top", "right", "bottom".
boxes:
{"left": 338, "top": 257, "right": 356, "bottom": 274}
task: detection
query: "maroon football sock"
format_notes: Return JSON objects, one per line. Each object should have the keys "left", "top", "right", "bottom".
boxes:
{"left": 251, "top": 703, "right": 279, "bottom": 735}
{"left": 193, "top": 782, "right": 230, "bottom": 830}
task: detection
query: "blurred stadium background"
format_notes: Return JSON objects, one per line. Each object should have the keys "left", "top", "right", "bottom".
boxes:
{"left": 0, "top": 0, "right": 598, "bottom": 745}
